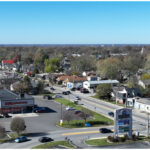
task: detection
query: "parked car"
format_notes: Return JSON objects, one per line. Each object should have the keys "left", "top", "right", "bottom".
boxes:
{"left": 75, "top": 96, "right": 81, "bottom": 100}
{"left": 66, "top": 106, "right": 75, "bottom": 111}
{"left": 62, "top": 91, "right": 69, "bottom": 95}
{"left": 71, "top": 87, "right": 76, "bottom": 91}
{"left": 15, "top": 136, "right": 28, "bottom": 143}
{"left": 80, "top": 88, "right": 89, "bottom": 93}
{"left": 76, "top": 87, "right": 82, "bottom": 91}
{"left": 108, "top": 112, "right": 114, "bottom": 117}
{"left": 28, "top": 89, "right": 38, "bottom": 95}
{"left": 99, "top": 128, "right": 113, "bottom": 133}
{"left": 2, "top": 113, "right": 10, "bottom": 118}
{"left": 74, "top": 110, "right": 81, "bottom": 115}
{"left": 43, "top": 95, "right": 52, "bottom": 100}
{"left": 34, "top": 107, "right": 46, "bottom": 113}
{"left": 39, "top": 137, "right": 54, "bottom": 143}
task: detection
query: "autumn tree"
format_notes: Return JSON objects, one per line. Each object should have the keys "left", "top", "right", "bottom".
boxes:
{"left": 10, "top": 117, "right": 26, "bottom": 135}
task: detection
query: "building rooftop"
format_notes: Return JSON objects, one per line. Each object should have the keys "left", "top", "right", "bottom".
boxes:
{"left": 84, "top": 80, "right": 119, "bottom": 85}
{"left": 135, "top": 97, "right": 150, "bottom": 105}
{"left": 0, "top": 89, "right": 33, "bottom": 101}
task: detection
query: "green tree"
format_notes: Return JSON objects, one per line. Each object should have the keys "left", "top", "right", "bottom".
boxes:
{"left": 44, "top": 58, "right": 61, "bottom": 73}
{"left": 97, "top": 57, "right": 122, "bottom": 80}
{"left": 10, "top": 117, "right": 26, "bottom": 135}
{"left": 96, "top": 84, "right": 112, "bottom": 100}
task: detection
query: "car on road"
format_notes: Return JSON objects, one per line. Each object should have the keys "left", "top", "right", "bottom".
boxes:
{"left": 2, "top": 113, "right": 11, "bottom": 118}
{"left": 75, "top": 96, "right": 81, "bottom": 100}
{"left": 76, "top": 87, "right": 82, "bottom": 91}
{"left": 50, "top": 87, "right": 55, "bottom": 91}
{"left": 43, "top": 95, "right": 52, "bottom": 100}
{"left": 39, "top": 137, "right": 54, "bottom": 143}
{"left": 66, "top": 91, "right": 71, "bottom": 94}
{"left": 15, "top": 136, "right": 28, "bottom": 143}
{"left": 99, "top": 128, "right": 113, "bottom": 133}
{"left": 71, "top": 87, "right": 76, "bottom": 91}
{"left": 53, "top": 95, "right": 62, "bottom": 98}
{"left": 65, "top": 106, "right": 75, "bottom": 111}
{"left": 108, "top": 112, "right": 114, "bottom": 117}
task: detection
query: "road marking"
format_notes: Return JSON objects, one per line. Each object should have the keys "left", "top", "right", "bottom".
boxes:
{"left": 62, "top": 131, "right": 100, "bottom": 136}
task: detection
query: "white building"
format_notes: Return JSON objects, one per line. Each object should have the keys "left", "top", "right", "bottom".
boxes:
{"left": 127, "top": 97, "right": 150, "bottom": 113}
{"left": 83, "top": 80, "right": 119, "bottom": 91}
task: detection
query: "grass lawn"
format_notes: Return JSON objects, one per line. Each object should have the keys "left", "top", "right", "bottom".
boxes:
{"left": 32, "top": 141, "right": 75, "bottom": 149}
{"left": 55, "top": 98, "right": 113, "bottom": 128}
{"left": 92, "top": 95, "right": 131, "bottom": 108}
{"left": 85, "top": 136, "right": 147, "bottom": 147}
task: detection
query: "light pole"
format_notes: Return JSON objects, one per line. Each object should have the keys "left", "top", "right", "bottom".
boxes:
{"left": 147, "top": 113, "right": 150, "bottom": 138}
{"left": 60, "top": 103, "right": 63, "bottom": 126}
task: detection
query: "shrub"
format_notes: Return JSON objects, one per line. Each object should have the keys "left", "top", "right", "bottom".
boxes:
{"left": 107, "top": 136, "right": 113, "bottom": 142}
{"left": 132, "top": 134, "right": 137, "bottom": 141}
{"left": 124, "top": 134, "right": 129, "bottom": 140}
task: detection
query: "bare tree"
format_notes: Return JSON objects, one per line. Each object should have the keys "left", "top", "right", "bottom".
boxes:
{"left": 79, "top": 108, "right": 93, "bottom": 123}
{"left": 10, "top": 117, "right": 26, "bottom": 135}
{"left": 63, "top": 111, "right": 73, "bottom": 125}
{"left": 0, "top": 125, "right": 6, "bottom": 139}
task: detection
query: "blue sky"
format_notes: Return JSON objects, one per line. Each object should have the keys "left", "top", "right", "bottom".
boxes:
{"left": 0, "top": 2, "right": 150, "bottom": 44}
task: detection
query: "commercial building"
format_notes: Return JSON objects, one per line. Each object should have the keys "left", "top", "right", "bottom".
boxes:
{"left": 83, "top": 80, "right": 119, "bottom": 91}
{"left": 0, "top": 89, "right": 34, "bottom": 114}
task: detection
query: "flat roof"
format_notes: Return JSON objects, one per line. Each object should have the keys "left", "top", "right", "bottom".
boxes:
{"left": 84, "top": 80, "right": 119, "bottom": 85}
{"left": 136, "top": 98, "right": 150, "bottom": 105}
{"left": 0, "top": 89, "right": 33, "bottom": 101}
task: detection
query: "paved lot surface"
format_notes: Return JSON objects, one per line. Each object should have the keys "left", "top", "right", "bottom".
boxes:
{"left": 0, "top": 96, "right": 68, "bottom": 133}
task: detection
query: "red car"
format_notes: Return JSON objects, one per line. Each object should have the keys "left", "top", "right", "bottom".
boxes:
{"left": 34, "top": 107, "right": 46, "bottom": 113}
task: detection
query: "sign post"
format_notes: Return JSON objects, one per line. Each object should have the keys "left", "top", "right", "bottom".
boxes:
{"left": 114, "top": 108, "right": 132, "bottom": 138}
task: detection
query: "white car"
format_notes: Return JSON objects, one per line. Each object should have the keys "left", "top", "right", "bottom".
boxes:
{"left": 65, "top": 106, "right": 75, "bottom": 111}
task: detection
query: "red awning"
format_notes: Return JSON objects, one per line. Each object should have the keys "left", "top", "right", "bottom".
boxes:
{"left": 2, "top": 60, "right": 14, "bottom": 64}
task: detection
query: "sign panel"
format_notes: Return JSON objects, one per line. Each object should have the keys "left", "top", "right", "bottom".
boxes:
{"left": 1, "top": 99, "right": 34, "bottom": 108}
{"left": 114, "top": 108, "right": 132, "bottom": 138}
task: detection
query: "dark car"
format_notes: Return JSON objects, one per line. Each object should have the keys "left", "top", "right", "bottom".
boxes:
{"left": 76, "top": 87, "right": 82, "bottom": 91}
{"left": 34, "top": 107, "right": 46, "bottom": 113}
{"left": 43, "top": 95, "right": 52, "bottom": 100}
{"left": 50, "top": 87, "right": 55, "bottom": 91}
{"left": 28, "top": 89, "right": 38, "bottom": 95}
{"left": 62, "top": 91, "right": 69, "bottom": 95}
{"left": 108, "top": 112, "right": 114, "bottom": 117}
{"left": 80, "top": 88, "right": 89, "bottom": 93}
{"left": 74, "top": 110, "right": 81, "bottom": 115}
{"left": 15, "top": 136, "right": 28, "bottom": 143}
{"left": 66, "top": 91, "right": 71, "bottom": 94}
{"left": 2, "top": 113, "right": 10, "bottom": 118}
{"left": 71, "top": 87, "right": 76, "bottom": 91}
{"left": 39, "top": 137, "right": 54, "bottom": 143}
{"left": 99, "top": 128, "right": 113, "bottom": 133}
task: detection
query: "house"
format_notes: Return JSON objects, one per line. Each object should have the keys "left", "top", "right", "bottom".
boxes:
{"left": 83, "top": 80, "right": 119, "bottom": 91}
{"left": 56, "top": 75, "right": 86, "bottom": 88}
{"left": 127, "top": 97, "right": 150, "bottom": 113}
{"left": 65, "top": 76, "right": 86, "bottom": 88}
{"left": 113, "top": 86, "right": 142, "bottom": 104}
{"left": 82, "top": 71, "right": 96, "bottom": 77}
{"left": 61, "top": 57, "right": 71, "bottom": 72}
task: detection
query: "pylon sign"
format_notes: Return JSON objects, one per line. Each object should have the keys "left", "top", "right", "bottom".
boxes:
{"left": 114, "top": 108, "right": 132, "bottom": 138}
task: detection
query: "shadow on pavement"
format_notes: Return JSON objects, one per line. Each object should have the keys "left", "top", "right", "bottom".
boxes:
{"left": 26, "top": 132, "right": 49, "bottom": 137}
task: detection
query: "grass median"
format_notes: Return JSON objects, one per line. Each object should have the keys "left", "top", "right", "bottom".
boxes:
{"left": 85, "top": 136, "right": 147, "bottom": 147}
{"left": 55, "top": 98, "right": 113, "bottom": 128}
{"left": 32, "top": 140, "right": 75, "bottom": 149}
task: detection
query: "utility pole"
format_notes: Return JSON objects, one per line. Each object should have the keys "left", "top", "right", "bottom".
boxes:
{"left": 60, "top": 103, "right": 63, "bottom": 126}
{"left": 148, "top": 113, "right": 150, "bottom": 138}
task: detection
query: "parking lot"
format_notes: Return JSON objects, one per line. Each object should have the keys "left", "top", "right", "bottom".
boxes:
{"left": 0, "top": 95, "right": 69, "bottom": 134}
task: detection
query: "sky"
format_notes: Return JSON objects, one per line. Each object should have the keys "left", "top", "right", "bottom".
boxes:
{"left": 0, "top": 1, "right": 150, "bottom": 44}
